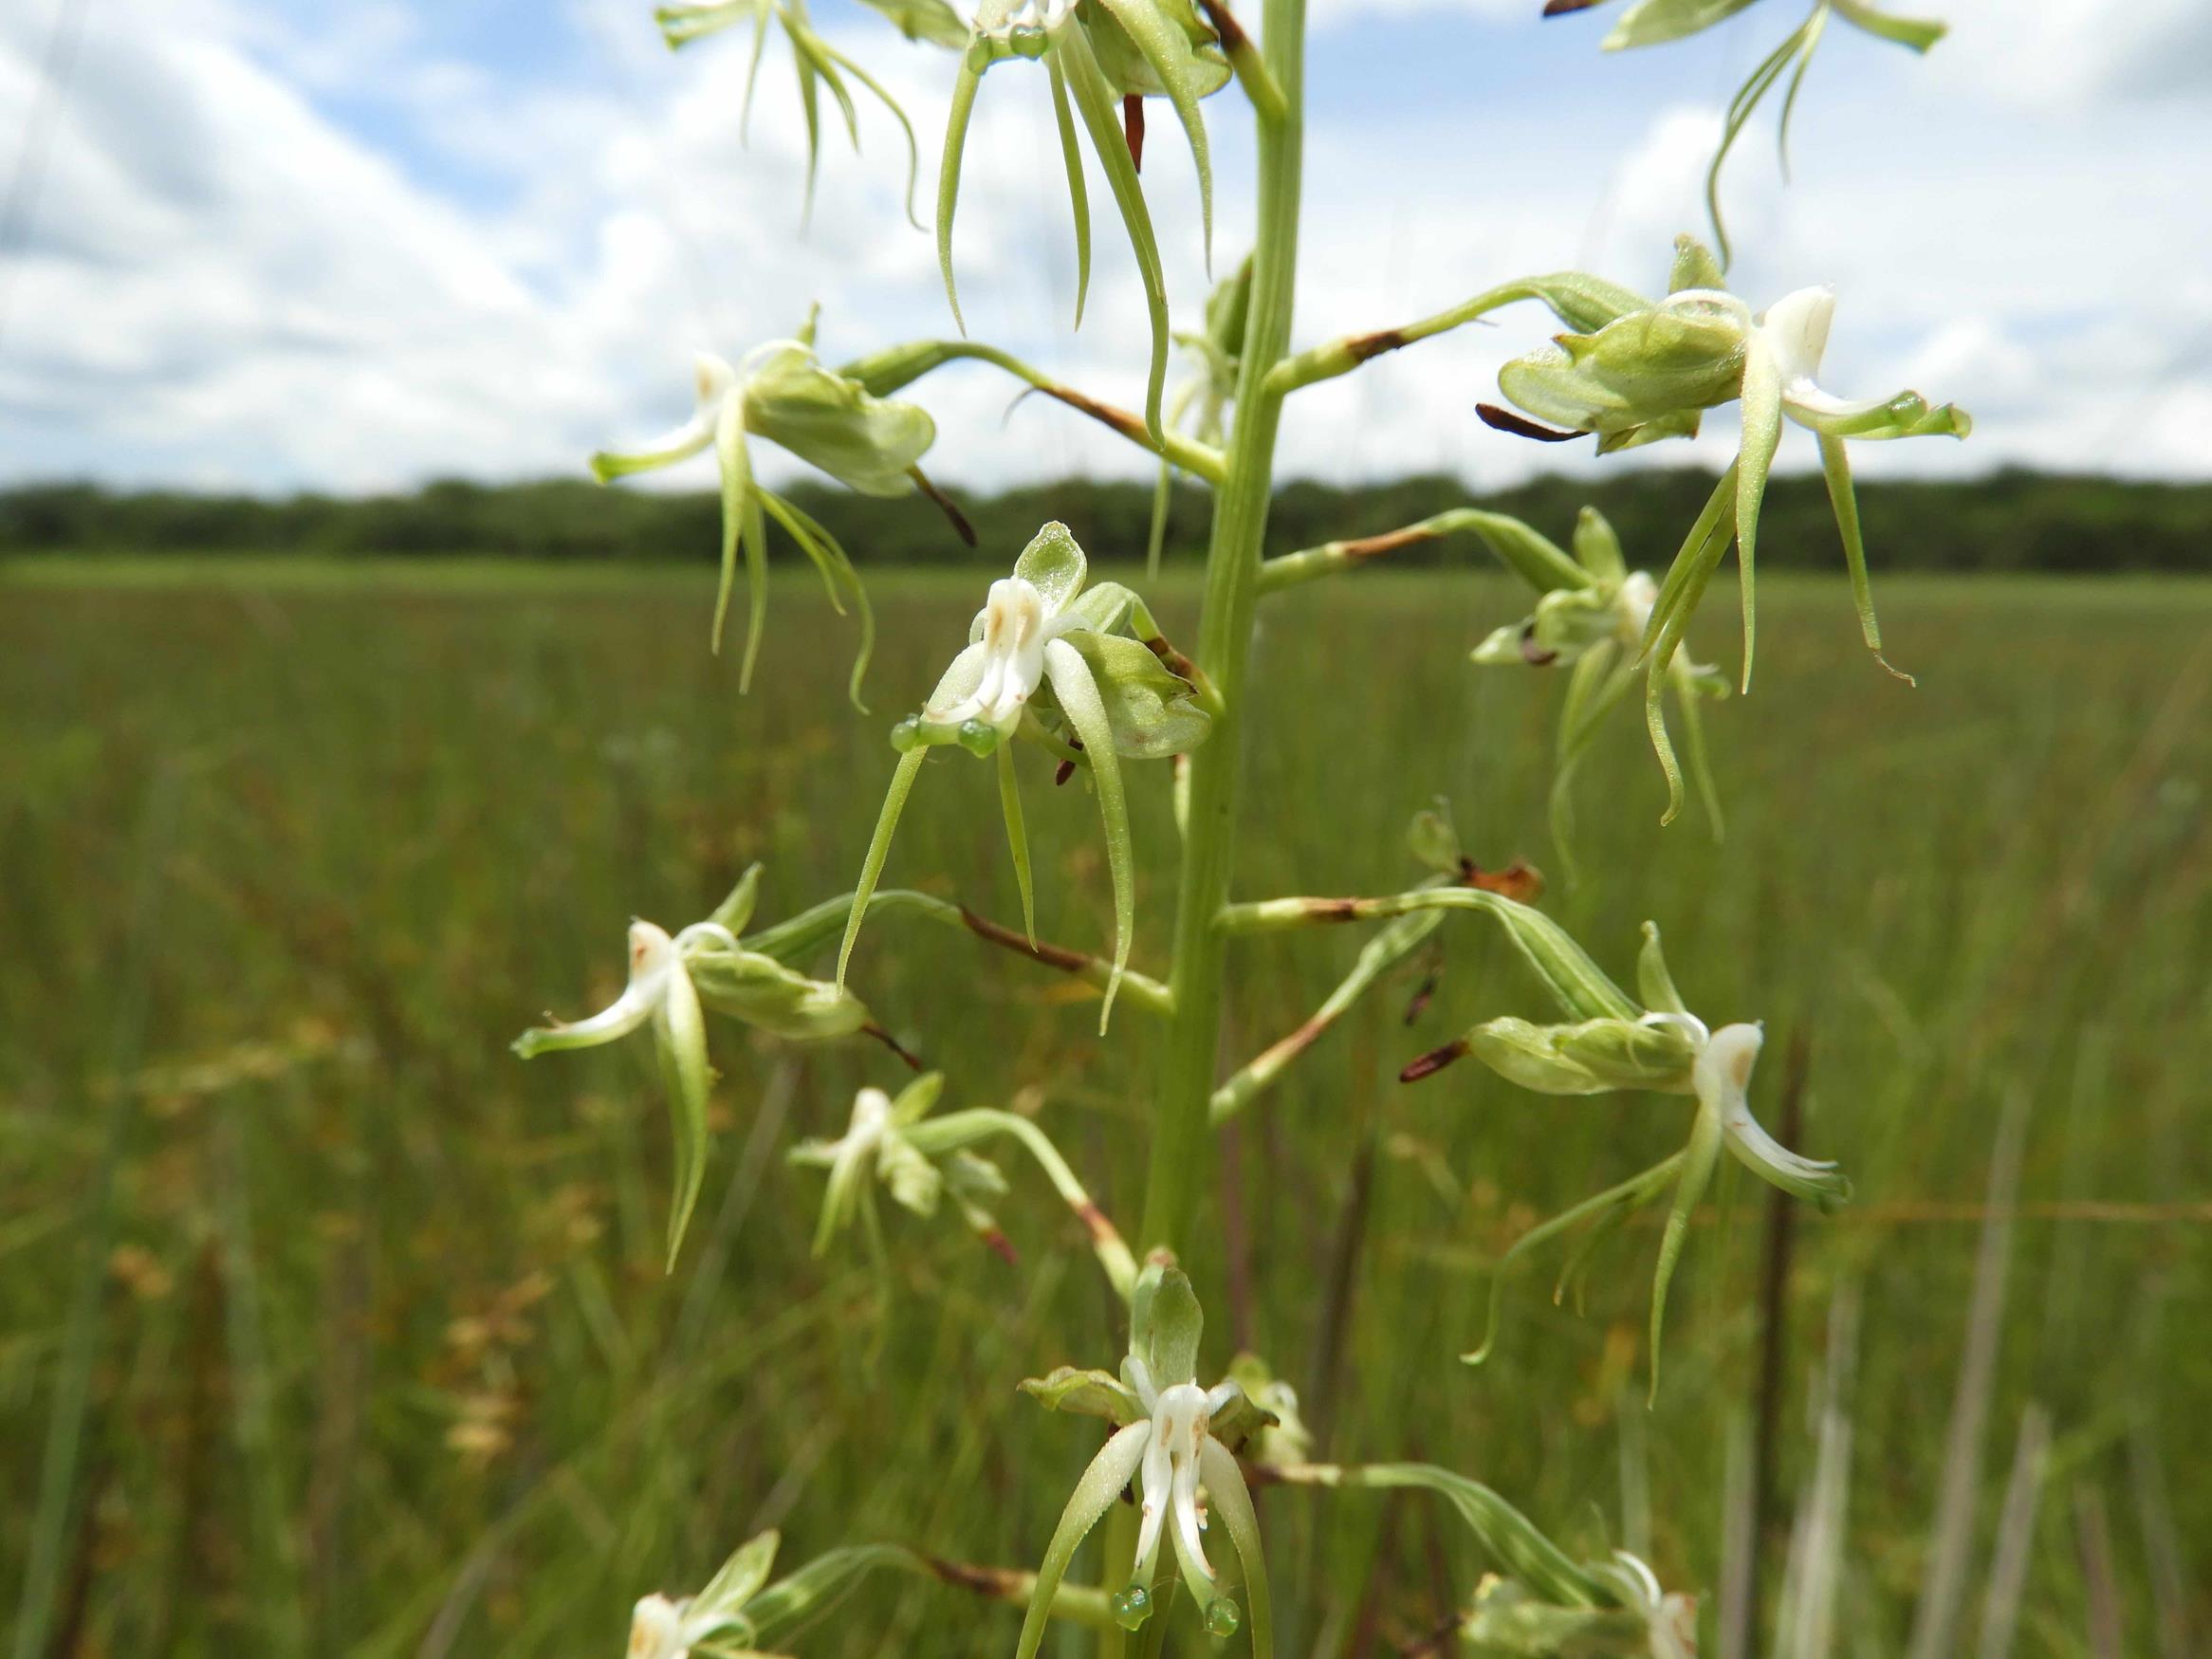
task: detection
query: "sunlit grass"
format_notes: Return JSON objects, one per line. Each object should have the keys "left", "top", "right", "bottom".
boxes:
{"left": 3, "top": 561, "right": 2205, "bottom": 1654}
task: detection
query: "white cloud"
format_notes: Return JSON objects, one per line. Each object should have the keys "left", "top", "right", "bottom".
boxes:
{"left": 0, "top": 0, "right": 2207, "bottom": 499}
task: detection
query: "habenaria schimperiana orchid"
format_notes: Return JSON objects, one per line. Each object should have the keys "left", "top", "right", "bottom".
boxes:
{"left": 1485, "top": 234, "right": 1969, "bottom": 815}
{"left": 502, "top": 0, "right": 1983, "bottom": 1645}
{"left": 940, "top": 0, "right": 1235, "bottom": 433}
{"left": 591, "top": 312, "right": 971, "bottom": 704}
{"left": 512, "top": 864, "right": 891, "bottom": 1266}
{"left": 1467, "top": 501, "right": 1729, "bottom": 868}
{"left": 1402, "top": 899, "right": 1847, "bottom": 1390}
{"left": 836, "top": 520, "right": 1212, "bottom": 1032}
{"left": 1016, "top": 1264, "right": 1273, "bottom": 1650}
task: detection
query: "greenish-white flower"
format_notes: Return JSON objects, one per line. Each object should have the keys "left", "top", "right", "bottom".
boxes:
{"left": 940, "top": 0, "right": 1231, "bottom": 433}
{"left": 1492, "top": 245, "right": 1968, "bottom": 811}
{"left": 836, "top": 522, "right": 1210, "bottom": 1031}
{"left": 1467, "top": 505, "right": 1728, "bottom": 865}
{"left": 591, "top": 325, "right": 952, "bottom": 703}
{"left": 513, "top": 869, "right": 881, "bottom": 1267}
{"left": 1014, "top": 1266, "right": 1272, "bottom": 1653}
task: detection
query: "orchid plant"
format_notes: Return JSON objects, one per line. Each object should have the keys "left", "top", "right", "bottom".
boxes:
{"left": 519, "top": 0, "right": 1969, "bottom": 1648}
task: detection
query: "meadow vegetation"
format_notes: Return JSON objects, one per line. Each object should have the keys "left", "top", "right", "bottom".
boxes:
{"left": 3, "top": 559, "right": 2204, "bottom": 1655}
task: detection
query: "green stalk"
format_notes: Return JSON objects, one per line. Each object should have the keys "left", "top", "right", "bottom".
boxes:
{"left": 1136, "top": 0, "right": 1304, "bottom": 1258}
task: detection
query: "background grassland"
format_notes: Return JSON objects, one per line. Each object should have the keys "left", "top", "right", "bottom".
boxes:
{"left": 2, "top": 559, "right": 2207, "bottom": 1657}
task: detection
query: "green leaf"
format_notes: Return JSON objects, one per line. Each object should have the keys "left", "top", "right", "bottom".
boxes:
{"left": 742, "top": 344, "right": 937, "bottom": 497}
{"left": 1056, "top": 631, "right": 1210, "bottom": 760}
{"left": 1045, "top": 57, "right": 1093, "bottom": 327}
{"left": 741, "top": 1543, "right": 923, "bottom": 1645}
{"left": 855, "top": 0, "right": 970, "bottom": 47}
{"left": 1816, "top": 430, "right": 1908, "bottom": 680}
{"left": 1635, "top": 920, "right": 1688, "bottom": 1014}
{"left": 1091, "top": 0, "right": 1218, "bottom": 266}
{"left": 1734, "top": 333, "right": 1786, "bottom": 693}
{"left": 1134, "top": 1263, "right": 1204, "bottom": 1384}
{"left": 1041, "top": 637, "right": 1134, "bottom": 1030}
{"left": 1406, "top": 802, "right": 1461, "bottom": 874}
{"left": 1833, "top": 0, "right": 1945, "bottom": 51}
{"left": 696, "top": 1531, "right": 783, "bottom": 1619}
{"left": 1460, "top": 509, "right": 1589, "bottom": 594}
{"left": 1667, "top": 233, "right": 1726, "bottom": 296}
{"left": 756, "top": 488, "right": 876, "bottom": 710}
{"left": 709, "top": 864, "right": 765, "bottom": 934}
{"left": 1705, "top": 8, "right": 1825, "bottom": 266}
{"left": 1054, "top": 17, "right": 1171, "bottom": 436}
{"left": 888, "top": 1070, "right": 945, "bottom": 1127}
{"left": 709, "top": 396, "right": 763, "bottom": 680}
{"left": 836, "top": 747, "right": 929, "bottom": 988}
{"left": 1198, "top": 1440, "right": 1272, "bottom": 1656}
{"left": 1478, "top": 895, "right": 1642, "bottom": 1023}
{"left": 997, "top": 743, "right": 1037, "bottom": 945}
{"left": 1649, "top": 1091, "right": 1724, "bottom": 1400}
{"left": 1144, "top": 457, "right": 1173, "bottom": 580}
{"left": 1013, "top": 519, "right": 1090, "bottom": 612}
{"left": 1347, "top": 1465, "right": 1610, "bottom": 1610}
{"left": 1015, "top": 1425, "right": 1152, "bottom": 1659}
{"left": 1602, "top": 0, "right": 1761, "bottom": 50}
{"left": 654, "top": 961, "right": 712, "bottom": 1270}
{"left": 1019, "top": 1364, "right": 1146, "bottom": 1423}
{"left": 1571, "top": 506, "right": 1627, "bottom": 585}
{"left": 936, "top": 55, "right": 986, "bottom": 333}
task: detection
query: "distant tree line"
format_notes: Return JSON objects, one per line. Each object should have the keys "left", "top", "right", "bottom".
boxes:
{"left": 3, "top": 469, "right": 2206, "bottom": 572}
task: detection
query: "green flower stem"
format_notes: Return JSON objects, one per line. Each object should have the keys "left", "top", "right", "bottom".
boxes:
{"left": 748, "top": 888, "right": 1172, "bottom": 1018}
{"left": 912, "top": 1554, "right": 1116, "bottom": 1631}
{"left": 1135, "top": 0, "right": 1307, "bottom": 1259}
{"left": 1255, "top": 1463, "right": 1614, "bottom": 1611}
{"left": 1213, "top": 885, "right": 1642, "bottom": 1027}
{"left": 1263, "top": 278, "right": 1578, "bottom": 396}
{"left": 1257, "top": 507, "right": 1589, "bottom": 595}
{"left": 838, "top": 340, "right": 1227, "bottom": 482}
{"left": 1194, "top": 0, "right": 1288, "bottom": 122}
{"left": 906, "top": 1108, "right": 1139, "bottom": 1299}
{"left": 1208, "top": 909, "right": 1442, "bottom": 1124}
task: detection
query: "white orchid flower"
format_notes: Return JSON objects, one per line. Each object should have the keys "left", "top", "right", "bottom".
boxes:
{"left": 1012, "top": 1266, "right": 1271, "bottom": 1655}
{"left": 591, "top": 323, "right": 949, "bottom": 702}
{"left": 1119, "top": 1354, "right": 1248, "bottom": 1618}
{"left": 1465, "top": 504, "right": 1729, "bottom": 868}
{"left": 789, "top": 1075, "right": 951, "bottom": 1255}
{"left": 513, "top": 920, "right": 715, "bottom": 1268}
{"left": 837, "top": 521, "right": 1211, "bottom": 1032}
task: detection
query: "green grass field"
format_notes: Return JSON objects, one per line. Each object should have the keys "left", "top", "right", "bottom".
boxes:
{"left": 4, "top": 558, "right": 2206, "bottom": 1657}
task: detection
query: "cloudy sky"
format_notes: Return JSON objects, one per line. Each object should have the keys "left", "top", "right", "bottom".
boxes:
{"left": 1, "top": 0, "right": 2207, "bottom": 495}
